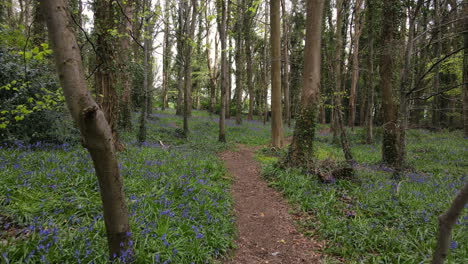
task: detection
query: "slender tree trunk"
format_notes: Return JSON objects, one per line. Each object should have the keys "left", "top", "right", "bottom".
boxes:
{"left": 432, "top": 0, "right": 442, "bottom": 128}
{"left": 245, "top": 14, "right": 255, "bottom": 121}
{"left": 397, "top": 0, "right": 423, "bottom": 170}
{"left": 380, "top": 0, "right": 399, "bottom": 166}
{"left": 226, "top": 0, "right": 232, "bottom": 119}
{"left": 42, "top": 0, "right": 132, "bottom": 259}
{"left": 431, "top": 182, "right": 468, "bottom": 264}
{"left": 271, "top": 0, "right": 284, "bottom": 148}
{"left": 348, "top": 0, "right": 363, "bottom": 128}
{"left": 332, "top": 0, "right": 344, "bottom": 143}
{"left": 119, "top": 0, "right": 134, "bottom": 131}
{"left": 463, "top": 0, "right": 468, "bottom": 137}
{"left": 365, "top": 0, "right": 374, "bottom": 144}
{"left": 183, "top": 0, "right": 198, "bottom": 136}
{"left": 285, "top": 0, "right": 324, "bottom": 167}
{"left": 281, "top": 0, "right": 291, "bottom": 127}
{"left": 263, "top": 0, "right": 270, "bottom": 125}
{"left": 176, "top": 3, "right": 184, "bottom": 116}
{"left": 217, "top": 0, "right": 227, "bottom": 142}
{"left": 138, "top": 14, "right": 151, "bottom": 144}
{"left": 235, "top": 0, "right": 244, "bottom": 124}
{"left": 161, "top": 0, "right": 171, "bottom": 111}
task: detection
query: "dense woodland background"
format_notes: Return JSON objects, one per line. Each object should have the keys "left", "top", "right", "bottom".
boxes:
{"left": 0, "top": 0, "right": 467, "bottom": 263}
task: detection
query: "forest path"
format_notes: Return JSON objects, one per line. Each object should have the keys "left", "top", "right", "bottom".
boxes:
{"left": 219, "top": 145, "right": 323, "bottom": 264}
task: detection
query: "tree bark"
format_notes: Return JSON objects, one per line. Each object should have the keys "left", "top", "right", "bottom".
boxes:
{"left": 463, "top": 0, "right": 468, "bottom": 137}
{"left": 397, "top": 0, "right": 423, "bottom": 170}
{"left": 94, "top": 0, "right": 123, "bottom": 151}
{"left": 270, "top": 0, "right": 284, "bottom": 148}
{"left": 217, "top": 0, "right": 227, "bottom": 142}
{"left": 138, "top": 9, "right": 152, "bottom": 144}
{"left": 348, "top": 0, "right": 363, "bottom": 128}
{"left": 183, "top": 0, "right": 198, "bottom": 136}
{"left": 235, "top": 0, "right": 244, "bottom": 125}
{"left": 281, "top": 0, "right": 291, "bottom": 127}
{"left": 432, "top": 0, "right": 442, "bottom": 128}
{"left": 431, "top": 182, "right": 468, "bottom": 264}
{"left": 365, "top": 0, "right": 374, "bottom": 144}
{"left": 263, "top": 0, "right": 270, "bottom": 125}
{"left": 118, "top": 0, "right": 134, "bottom": 131}
{"left": 41, "top": 0, "right": 132, "bottom": 259}
{"left": 332, "top": 0, "right": 344, "bottom": 143}
{"left": 285, "top": 0, "right": 324, "bottom": 167}
{"left": 161, "top": 0, "right": 171, "bottom": 111}
{"left": 380, "top": 0, "right": 399, "bottom": 166}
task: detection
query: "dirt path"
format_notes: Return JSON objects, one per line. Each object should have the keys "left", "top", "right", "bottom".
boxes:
{"left": 219, "top": 145, "right": 322, "bottom": 264}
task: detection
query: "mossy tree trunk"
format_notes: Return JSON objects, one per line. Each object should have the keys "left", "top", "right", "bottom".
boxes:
{"left": 380, "top": 0, "right": 400, "bottom": 166}
{"left": 285, "top": 0, "right": 324, "bottom": 168}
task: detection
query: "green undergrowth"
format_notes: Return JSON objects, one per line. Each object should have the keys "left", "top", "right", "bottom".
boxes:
{"left": 259, "top": 127, "right": 468, "bottom": 263}
{"left": 0, "top": 110, "right": 288, "bottom": 263}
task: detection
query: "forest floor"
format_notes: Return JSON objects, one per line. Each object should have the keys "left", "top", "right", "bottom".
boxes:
{"left": 220, "top": 145, "right": 323, "bottom": 264}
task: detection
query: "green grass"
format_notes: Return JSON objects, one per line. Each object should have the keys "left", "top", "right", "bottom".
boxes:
{"left": 260, "top": 126, "right": 468, "bottom": 263}
{"left": 0, "top": 110, "right": 289, "bottom": 263}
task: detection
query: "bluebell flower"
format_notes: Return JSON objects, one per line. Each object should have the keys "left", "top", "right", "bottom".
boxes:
{"left": 449, "top": 241, "right": 458, "bottom": 250}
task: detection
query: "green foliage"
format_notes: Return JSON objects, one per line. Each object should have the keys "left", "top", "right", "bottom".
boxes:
{"left": 260, "top": 127, "right": 468, "bottom": 263}
{"left": 0, "top": 48, "right": 78, "bottom": 144}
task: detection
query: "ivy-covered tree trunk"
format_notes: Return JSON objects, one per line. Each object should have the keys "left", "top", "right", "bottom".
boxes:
{"left": 380, "top": 0, "right": 400, "bottom": 166}
{"left": 94, "top": 0, "right": 123, "bottom": 151}
{"left": 285, "top": 0, "right": 324, "bottom": 167}
{"left": 41, "top": 0, "right": 132, "bottom": 259}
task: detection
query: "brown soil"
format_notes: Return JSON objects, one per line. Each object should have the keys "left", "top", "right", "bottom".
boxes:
{"left": 219, "top": 145, "right": 323, "bottom": 264}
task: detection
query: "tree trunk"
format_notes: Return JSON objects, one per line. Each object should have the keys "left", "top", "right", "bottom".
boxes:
{"left": 348, "top": 0, "right": 363, "bottom": 128}
{"left": 118, "top": 0, "right": 134, "bottom": 131}
{"left": 380, "top": 0, "right": 399, "bottom": 166}
{"left": 217, "top": 0, "right": 227, "bottom": 142}
{"left": 271, "top": 0, "right": 284, "bottom": 148}
{"left": 463, "top": 0, "right": 468, "bottom": 137}
{"left": 138, "top": 13, "right": 152, "bottom": 144}
{"left": 235, "top": 0, "right": 244, "bottom": 125}
{"left": 332, "top": 0, "right": 344, "bottom": 144}
{"left": 94, "top": 0, "right": 123, "bottom": 151}
{"left": 161, "top": 0, "right": 171, "bottom": 111}
{"left": 263, "top": 0, "right": 270, "bottom": 125}
{"left": 41, "top": 0, "right": 132, "bottom": 259}
{"left": 281, "top": 0, "right": 291, "bottom": 127}
{"left": 226, "top": 0, "right": 232, "bottom": 119}
{"left": 365, "top": 0, "right": 374, "bottom": 144}
{"left": 431, "top": 182, "right": 468, "bottom": 264}
{"left": 183, "top": 0, "right": 198, "bottom": 136}
{"left": 397, "top": 0, "right": 423, "bottom": 170}
{"left": 244, "top": 0, "right": 255, "bottom": 121}
{"left": 432, "top": 0, "right": 442, "bottom": 128}
{"left": 285, "top": 0, "right": 324, "bottom": 167}
{"left": 176, "top": 3, "right": 184, "bottom": 116}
